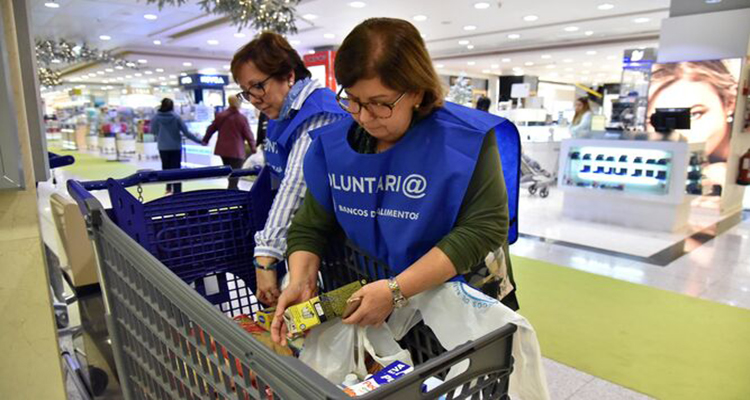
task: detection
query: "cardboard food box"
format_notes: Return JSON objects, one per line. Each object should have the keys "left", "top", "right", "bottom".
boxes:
{"left": 283, "top": 280, "right": 366, "bottom": 336}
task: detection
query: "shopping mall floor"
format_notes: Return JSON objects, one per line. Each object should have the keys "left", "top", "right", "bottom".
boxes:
{"left": 42, "top": 148, "right": 750, "bottom": 400}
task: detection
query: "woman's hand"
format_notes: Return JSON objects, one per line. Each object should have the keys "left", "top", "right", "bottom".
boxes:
{"left": 342, "top": 280, "right": 394, "bottom": 327}
{"left": 271, "top": 278, "right": 317, "bottom": 346}
{"left": 255, "top": 269, "right": 280, "bottom": 306}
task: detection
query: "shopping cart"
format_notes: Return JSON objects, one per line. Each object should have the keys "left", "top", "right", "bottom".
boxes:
{"left": 68, "top": 166, "right": 517, "bottom": 400}
{"left": 520, "top": 154, "right": 555, "bottom": 198}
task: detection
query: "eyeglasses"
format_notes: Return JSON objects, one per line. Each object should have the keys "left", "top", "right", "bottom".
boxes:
{"left": 336, "top": 88, "right": 407, "bottom": 119}
{"left": 236, "top": 75, "right": 274, "bottom": 102}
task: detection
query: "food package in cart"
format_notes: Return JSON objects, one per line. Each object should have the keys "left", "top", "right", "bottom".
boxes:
{"left": 343, "top": 361, "right": 414, "bottom": 397}
{"left": 283, "top": 280, "right": 366, "bottom": 336}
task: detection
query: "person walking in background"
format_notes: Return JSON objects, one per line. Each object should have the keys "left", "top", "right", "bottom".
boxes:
{"left": 570, "top": 97, "right": 593, "bottom": 138}
{"left": 202, "top": 96, "right": 257, "bottom": 189}
{"left": 476, "top": 95, "right": 491, "bottom": 112}
{"left": 151, "top": 98, "right": 203, "bottom": 194}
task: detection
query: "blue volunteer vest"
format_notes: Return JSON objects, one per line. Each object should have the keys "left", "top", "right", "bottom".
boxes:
{"left": 305, "top": 102, "right": 520, "bottom": 277}
{"left": 265, "top": 88, "right": 345, "bottom": 179}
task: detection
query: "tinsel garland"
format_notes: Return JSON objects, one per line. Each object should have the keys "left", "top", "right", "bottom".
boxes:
{"left": 146, "top": 0, "right": 301, "bottom": 34}
{"left": 35, "top": 38, "right": 138, "bottom": 86}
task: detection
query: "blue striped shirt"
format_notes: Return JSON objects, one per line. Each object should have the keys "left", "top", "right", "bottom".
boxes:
{"left": 253, "top": 79, "right": 345, "bottom": 260}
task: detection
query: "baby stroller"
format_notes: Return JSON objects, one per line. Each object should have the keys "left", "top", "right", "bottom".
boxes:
{"left": 520, "top": 153, "right": 555, "bottom": 198}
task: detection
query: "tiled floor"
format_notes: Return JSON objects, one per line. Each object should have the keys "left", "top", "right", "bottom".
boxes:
{"left": 42, "top": 151, "right": 750, "bottom": 399}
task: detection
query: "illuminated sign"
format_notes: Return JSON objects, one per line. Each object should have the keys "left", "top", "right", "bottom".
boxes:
{"left": 179, "top": 74, "right": 228, "bottom": 88}
{"left": 199, "top": 75, "right": 226, "bottom": 85}
{"left": 180, "top": 76, "right": 193, "bottom": 85}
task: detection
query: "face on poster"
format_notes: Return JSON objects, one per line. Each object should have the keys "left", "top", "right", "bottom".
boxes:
{"left": 647, "top": 59, "right": 741, "bottom": 195}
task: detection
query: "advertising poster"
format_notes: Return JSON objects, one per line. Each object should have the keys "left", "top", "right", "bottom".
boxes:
{"left": 647, "top": 59, "right": 742, "bottom": 196}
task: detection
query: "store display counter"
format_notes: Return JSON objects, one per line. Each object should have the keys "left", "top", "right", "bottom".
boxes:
{"left": 558, "top": 138, "right": 705, "bottom": 232}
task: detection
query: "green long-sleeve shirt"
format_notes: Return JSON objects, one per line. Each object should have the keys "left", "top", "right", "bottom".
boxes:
{"left": 287, "top": 120, "right": 516, "bottom": 291}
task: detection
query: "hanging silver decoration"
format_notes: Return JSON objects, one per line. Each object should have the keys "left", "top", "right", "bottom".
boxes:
{"left": 146, "top": 0, "right": 302, "bottom": 34}
{"left": 34, "top": 38, "right": 139, "bottom": 86}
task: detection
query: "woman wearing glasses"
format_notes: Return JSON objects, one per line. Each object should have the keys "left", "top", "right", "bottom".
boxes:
{"left": 230, "top": 32, "right": 347, "bottom": 306}
{"left": 271, "top": 18, "right": 520, "bottom": 343}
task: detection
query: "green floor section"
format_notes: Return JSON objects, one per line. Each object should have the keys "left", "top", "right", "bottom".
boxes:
{"left": 50, "top": 147, "right": 226, "bottom": 202}
{"left": 513, "top": 256, "right": 750, "bottom": 400}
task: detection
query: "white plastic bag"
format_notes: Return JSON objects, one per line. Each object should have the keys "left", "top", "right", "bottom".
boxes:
{"left": 389, "top": 282, "right": 550, "bottom": 400}
{"left": 299, "top": 320, "right": 413, "bottom": 384}
{"left": 243, "top": 149, "right": 265, "bottom": 170}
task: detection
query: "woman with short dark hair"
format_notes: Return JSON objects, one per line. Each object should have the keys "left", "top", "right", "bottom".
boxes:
{"left": 231, "top": 32, "right": 347, "bottom": 305}
{"left": 272, "top": 18, "right": 521, "bottom": 343}
{"left": 151, "top": 98, "right": 202, "bottom": 194}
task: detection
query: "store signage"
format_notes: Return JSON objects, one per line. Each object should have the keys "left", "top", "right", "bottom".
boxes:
{"left": 179, "top": 74, "right": 229, "bottom": 88}
{"left": 623, "top": 48, "right": 657, "bottom": 70}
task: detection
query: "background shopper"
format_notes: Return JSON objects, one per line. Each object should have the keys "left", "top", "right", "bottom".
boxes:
{"left": 202, "top": 96, "right": 257, "bottom": 189}
{"left": 230, "top": 32, "right": 347, "bottom": 305}
{"left": 476, "top": 95, "right": 491, "bottom": 112}
{"left": 570, "top": 97, "right": 593, "bottom": 138}
{"left": 271, "top": 18, "right": 519, "bottom": 344}
{"left": 151, "top": 98, "right": 203, "bottom": 194}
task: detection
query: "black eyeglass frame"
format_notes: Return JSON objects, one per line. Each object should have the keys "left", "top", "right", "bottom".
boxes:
{"left": 236, "top": 75, "right": 275, "bottom": 102}
{"left": 336, "top": 88, "right": 407, "bottom": 119}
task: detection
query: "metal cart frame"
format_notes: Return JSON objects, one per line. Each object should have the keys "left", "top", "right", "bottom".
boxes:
{"left": 68, "top": 166, "right": 516, "bottom": 400}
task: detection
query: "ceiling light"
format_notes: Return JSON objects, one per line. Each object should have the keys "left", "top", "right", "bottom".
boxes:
{"left": 290, "top": 39, "right": 301, "bottom": 45}
{"left": 134, "top": 73, "right": 142, "bottom": 77}
{"left": 155, "top": 68, "right": 164, "bottom": 72}
{"left": 44, "top": 2, "right": 60, "bottom": 8}
{"left": 598, "top": 3, "right": 614, "bottom": 10}
{"left": 482, "top": 69, "right": 491, "bottom": 73}
{"left": 507, "top": 33, "right": 521, "bottom": 40}
{"left": 585, "top": 30, "right": 594, "bottom": 36}
{"left": 586, "top": 50, "right": 597, "bottom": 55}
{"left": 607, "top": 55, "right": 618, "bottom": 60}
{"left": 138, "top": 59, "right": 148, "bottom": 64}
{"left": 633, "top": 17, "right": 650, "bottom": 23}
{"left": 546, "top": 64, "right": 556, "bottom": 69}
{"left": 467, "top": 45, "right": 475, "bottom": 49}
{"left": 525, "top": 62, "right": 534, "bottom": 66}
{"left": 323, "top": 33, "right": 335, "bottom": 39}
{"left": 541, "top": 54, "right": 552, "bottom": 59}
{"left": 564, "top": 26, "right": 579, "bottom": 32}
{"left": 199, "top": 68, "right": 217, "bottom": 74}
{"left": 126, "top": 62, "right": 136, "bottom": 67}
{"left": 126, "top": 75, "right": 132, "bottom": 78}
{"left": 144, "top": 71, "right": 153, "bottom": 75}
{"left": 467, "top": 61, "right": 476, "bottom": 66}
{"left": 523, "top": 15, "right": 539, "bottom": 22}
{"left": 88, "top": 73, "right": 96, "bottom": 77}
{"left": 169, "top": 75, "right": 177, "bottom": 79}
{"left": 96, "top": 71, "right": 105, "bottom": 75}
{"left": 502, "top": 58, "right": 511, "bottom": 63}
{"left": 180, "top": 72, "right": 187, "bottom": 76}
{"left": 99, "top": 35, "right": 111, "bottom": 41}
{"left": 705, "top": 0, "right": 722, "bottom": 3}
{"left": 349, "top": 1, "right": 366, "bottom": 7}
{"left": 234, "top": 32, "right": 246, "bottom": 38}
{"left": 207, "top": 39, "right": 219, "bottom": 45}
{"left": 116, "top": 77, "right": 124, "bottom": 81}
{"left": 183, "top": 62, "right": 192, "bottom": 67}
{"left": 307, "top": 50, "right": 316, "bottom": 55}
{"left": 105, "top": 68, "right": 114, "bottom": 72}
{"left": 413, "top": 15, "right": 428, "bottom": 22}
{"left": 435, "top": 64, "right": 444, "bottom": 68}
{"left": 563, "top": 58, "right": 573, "bottom": 63}
{"left": 491, "top": 64, "right": 500, "bottom": 69}
{"left": 51, "top": 59, "right": 61, "bottom": 64}
{"left": 302, "top": 14, "right": 318, "bottom": 20}
{"left": 474, "top": 2, "right": 490, "bottom": 9}
{"left": 159, "top": 76, "right": 166, "bottom": 80}
{"left": 458, "top": 40, "right": 470, "bottom": 45}
{"left": 144, "top": 14, "right": 158, "bottom": 20}
{"left": 153, "top": 40, "right": 162, "bottom": 45}
{"left": 149, "top": 78, "right": 156, "bottom": 82}
{"left": 223, "top": 65, "right": 230, "bottom": 70}
{"left": 463, "top": 25, "right": 477, "bottom": 31}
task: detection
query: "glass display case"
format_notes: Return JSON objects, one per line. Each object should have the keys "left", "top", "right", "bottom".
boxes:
{"left": 558, "top": 138, "right": 706, "bottom": 232}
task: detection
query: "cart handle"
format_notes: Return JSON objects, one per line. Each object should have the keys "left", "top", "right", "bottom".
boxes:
{"left": 74, "top": 165, "right": 261, "bottom": 191}
{"left": 67, "top": 165, "right": 261, "bottom": 215}
{"left": 48, "top": 152, "right": 75, "bottom": 169}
